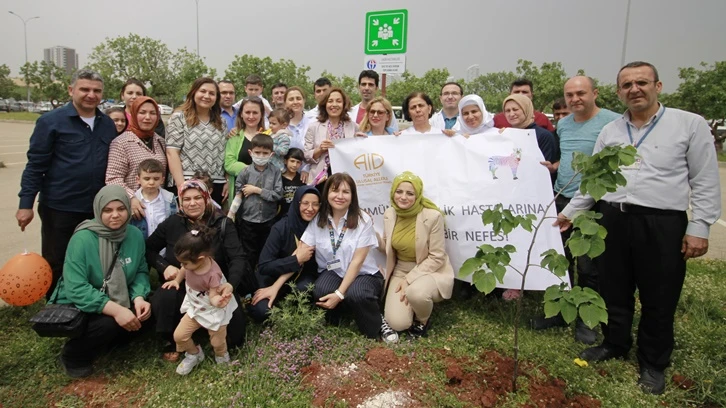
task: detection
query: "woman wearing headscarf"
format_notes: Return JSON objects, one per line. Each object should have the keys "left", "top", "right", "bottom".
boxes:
{"left": 49, "top": 185, "right": 151, "bottom": 378}
{"left": 106, "top": 96, "right": 168, "bottom": 219}
{"left": 449, "top": 95, "right": 495, "bottom": 137}
{"left": 502, "top": 94, "right": 558, "bottom": 164}
{"left": 146, "top": 179, "right": 250, "bottom": 361}
{"left": 250, "top": 186, "right": 321, "bottom": 321}
{"left": 378, "top": 172, "right": 454, "bottom": 337}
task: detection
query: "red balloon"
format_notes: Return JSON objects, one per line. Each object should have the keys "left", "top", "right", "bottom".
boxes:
{"left": 0, "top": 252, "right": 52, "bottom": 306}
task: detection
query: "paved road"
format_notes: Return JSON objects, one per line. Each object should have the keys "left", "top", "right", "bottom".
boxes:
{"left": 0, "top": 120, "right": 725, "bottom": 303}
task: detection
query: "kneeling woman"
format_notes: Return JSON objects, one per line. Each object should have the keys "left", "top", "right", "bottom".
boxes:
{"left": 380, "top": 172, "right": 454, "bottom": 336}
{"left": 250, "top": 186, "right": 321, "bottom": 321}
{"left": 50, "top": 185, "right": 151, "bottom": 378}
{"left": 300, "top": 173, "right": 397, "bottom": 342}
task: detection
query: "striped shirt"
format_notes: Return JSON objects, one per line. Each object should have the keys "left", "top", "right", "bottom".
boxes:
{"left": 166, "top": 112, "right": 226, "bottom": 183}
{"left": 105, "top": 131, "right": 167, "bottom": 197}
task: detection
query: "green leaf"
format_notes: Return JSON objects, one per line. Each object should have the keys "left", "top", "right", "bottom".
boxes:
{"left": 587, "top": 237, "right": 606, "bottom": 258}
{"left": 472, "top": 270, "right": 497, "bottom": 294}
{"left": 503, "top": 244, "right": 516, "bottom": 253}
{"left": 578, "top": 219, "right": 600, "bottom": 235}
{"left": 544, "top": 300, "right": 561, "bottom": 318}
{"left": 597, "top": 225, "right": 608, "bottom": 239}
{"left": 544, "top": 285, "right": 564, "bottom": 301}
{"left": 568, "top": 235, "right": 591, "bottom": 257}
{"left": 491, "top": 264, "right": 507, "bottom": 282}
{"left": 588, "top": 181, "right": 607, "bottom": 201}
{"left": 583, "top": 288, "right": 607, "bottom": 309}
{"left": 561, "top": 300, "right": 577, "bottom": 324}
{"left": 458, "top": 257, "right": 483, "bottom": 278}
{"left": 482, "top": 210, "right": 498, "bottom": 226}
{"left": 478, "top": 244, "right": 496, "bottom": 254}
{"left": 579, "top": 304, "right": 603, "bottom": 329}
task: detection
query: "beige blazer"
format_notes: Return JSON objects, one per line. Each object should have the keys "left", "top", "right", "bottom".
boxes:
{"left": 303, "top": 119, "right": 358, "bottom": 185}
{"left": 379, "top": 207, "right": 454, "bottom": 299}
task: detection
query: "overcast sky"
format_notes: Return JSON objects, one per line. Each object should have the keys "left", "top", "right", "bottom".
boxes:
{"left": 2, "top": 0, "right": 724, "bottom": 92}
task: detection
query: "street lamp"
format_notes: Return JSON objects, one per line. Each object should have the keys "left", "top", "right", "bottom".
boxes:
{"left": 194, "top": 0, "right": 200, "bottom": 57}
{"left": 620, "top": 0, "right": 632, "bottom": 67}
{"left": 9, "top": 11, "right": 40, "bottom": 102}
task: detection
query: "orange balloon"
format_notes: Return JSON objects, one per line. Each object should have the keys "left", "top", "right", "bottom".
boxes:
{"left": 0, "top": 252, "right": 52, "bottom": 306}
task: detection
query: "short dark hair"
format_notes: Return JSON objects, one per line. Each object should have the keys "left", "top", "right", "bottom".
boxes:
{"left": 251, "top": 133, "right": 274, "bottom": 151}
{"left": 617, "top": 61, "right": 659, "bottom": 86}
{"left": 218, "top": 79, "right": 235, "bottom": 87}
{"left": 440, "top": 82, "right": 463, "bottom": 95}
{"left": 271, "top": 82, "right": 287, "bottom": 92}
{"left": 317, "top": 87, "right": 352, "bottom": 123}
{"left": 138, "top": 158, "right": 165, "bottom": 175}
{"left": 192, "top": 170, "right": 213, "bottom": 191}
{"left": 269, "top": 108, "right": 292, "bottom": 125}
{"left": 174, "top": 225, "right": 216, "bottom": 262}
{"left": 317, "top": 173, "right": 362, "bottom": 230}
{"left": 285, "top": 147, "right": 305, "bottom": 162}
{"left": 510, "top": 78, "right": 534, "bottom": 93}
{"left": 552, "top": 98, "right": 567, "bottom": 111}
{"left": 245, "top": 75, "right": 263, "bottom": 86}
{"left": 120, "top": 78, "right": 147, "bottom": 100}
{"left": 314, "top": 77, "right": 332, "bottom": 88}
{"left": 402, "top": 92, "right": 434, "bottom": 122}
{"left": 358, "top": 70, "right": 379, "bottom": 87}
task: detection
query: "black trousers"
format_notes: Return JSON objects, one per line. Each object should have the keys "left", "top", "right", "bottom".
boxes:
{"left": 237, "top": 218, "right": 275, "bottom": 273}
{"left": 211, "top": 181, "right": 225, "bottom": 209}
{"left": 38, "top": 204, "right": 94, "bottom": 299}
{"left": 150, "top": 284, "right": 247, "bottom": 349}
{"left": 247, "top": 272, "right": 318, "bottom": 323}
{"left": 595, "top": 202, "right": 687, "bottom": 371}
{"left": 556, "top": 195, "right": 598, "bottom": 291}
{"left": 61, "top": 314, "right": 149, "bottom": 368}
{"left": 313, "top": 270, "right": 384, "bottom": 338}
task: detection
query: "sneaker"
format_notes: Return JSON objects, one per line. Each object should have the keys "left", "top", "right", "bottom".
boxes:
{"left": 176, "top": 346, "right": 205, "bottom": 375}
{"left": 409, "top": 318, "right": 431, "bottom": 338}
{"left": 380, "top": 316, "right": 399, "bottom": 344}
{"left": 215, "top": 352, "right": 230, "bottom": 364}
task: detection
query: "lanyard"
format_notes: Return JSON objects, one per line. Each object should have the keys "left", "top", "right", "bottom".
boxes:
{"left": 327, "top": 218, "right": 348, "bottom": 256}
{"left": 627, "top": 108, "right": 665, "bottom": 148}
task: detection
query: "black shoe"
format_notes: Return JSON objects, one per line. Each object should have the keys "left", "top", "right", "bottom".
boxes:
{"left": 638, "top": 367, "right": 665, "bottom": 395}
{"left": 58, "top": 356, "right": 93, "bottom": 378}
{"left": 574, "top": 319, "right": 598, "bottom": 345}
{"left": 409, "top": 318, "right": 431, "bottom": 338}
{"left": 579, "top": 345, "right": 627, "bottom": 362}
{"left": 530, "top": 314, "right": 567, "bottom": 330}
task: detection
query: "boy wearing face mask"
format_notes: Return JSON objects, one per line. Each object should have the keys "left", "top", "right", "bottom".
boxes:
{"left": 228, "top": 133, "right": 282, "bottom": 270}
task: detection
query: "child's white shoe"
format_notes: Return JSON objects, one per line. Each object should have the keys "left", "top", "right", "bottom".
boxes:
{"left": 215, "top": 352, "right": 230, "bottom": 364}
{"left": 176, "top": 346, "right": 205, "bottom": 375}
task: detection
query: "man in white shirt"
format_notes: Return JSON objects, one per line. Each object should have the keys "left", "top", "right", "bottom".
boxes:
{"left": 349, "top": 70, "right": 398, "bottom": 131}
{"left": 233, "top": 75, "right": 272, "bottom": 127}
{"left": 305, "top": 77, "right": 332, "bottom": 120}
{"left": 430, "top": 82, "right": 463, "bottom": 130}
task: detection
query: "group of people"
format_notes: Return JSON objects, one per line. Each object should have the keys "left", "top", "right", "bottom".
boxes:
{"left": 16, "top": 61, "right": 720, "bottom": 395}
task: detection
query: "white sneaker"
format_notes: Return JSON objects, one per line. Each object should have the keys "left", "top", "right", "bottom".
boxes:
{"left": 215, "top": 352, "right": 230, "bottom": 364}
{"left": 176, "top": 346, "right": 205, "bottom": 375}
{"left": 380, "top": 316, "right": 399, "bottom": 344}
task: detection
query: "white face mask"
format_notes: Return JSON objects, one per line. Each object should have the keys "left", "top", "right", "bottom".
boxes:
{"left": 252, "top": 154, "right": 270, "bottom": 166}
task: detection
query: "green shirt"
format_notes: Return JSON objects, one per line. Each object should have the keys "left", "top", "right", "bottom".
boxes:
{"left": 50, "top": 226, "right": 151, "bottom": 313}
{"left": 391, "top": 216, "right": 417, "bottom": 263}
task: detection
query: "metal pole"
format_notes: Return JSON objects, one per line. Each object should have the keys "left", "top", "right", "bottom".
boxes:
{"left": 9, "top": 12, "right": 40, "bottom": 102}
{"left": 195, "top": 0, "right": 200, "bottom": 57}
{"left": 620, "top": 0, "right": 632, "bottom": 67}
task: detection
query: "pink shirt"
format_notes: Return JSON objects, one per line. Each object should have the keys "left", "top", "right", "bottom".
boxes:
{"left": 185, "top": 260, "right": 223, "bottom": 293}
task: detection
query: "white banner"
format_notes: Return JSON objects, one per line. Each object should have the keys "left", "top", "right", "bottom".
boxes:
{"left": 329, "top": 129, "right": 568, "bottom": 290}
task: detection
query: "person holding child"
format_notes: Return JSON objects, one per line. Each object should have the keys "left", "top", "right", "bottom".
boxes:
{"left": 106, "top": 96, "right": 167, "bottom": 219}
{"left": 147, "top": 179, "right": 249, "bottom": 361}
{"left": 228, "top": 133, "right": 283, "bottom": 292}
{"left": 267, "top": 108, "right": 292, "bottom": 171}
{"left": 50, "top": 185, "right": 151, "bottom": 378}
{"left": 129, "top": 159, "right": 177, "bottom": 239}
{"left": 224, "top": 96, "right": 267, "bottom": 208}
{"left": 300, "top": 173, "right": 397, "bottom": 342}
{"left": 378, "top": 172, "right": 454, "bottom": 337}
{"left": 160, "top": 226, "right": 238, "bottom": 375}
{"left": 251, "top": 186, "right": 321, "bottom": 321}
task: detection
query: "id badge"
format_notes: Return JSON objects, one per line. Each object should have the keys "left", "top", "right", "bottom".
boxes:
{"left": 327, "top": 259, "right": 342, "bottom": 271}
{"left": 623, "top": 158, "right": 642, "bottom": 171}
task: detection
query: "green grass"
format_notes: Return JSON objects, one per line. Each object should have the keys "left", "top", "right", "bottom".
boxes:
{"left": 717, "top": 151, "right": 726, "bottom": 162}
{"left": 1, "top": 259, "right": 725, "bottom": 407}
{"left": 0, "top": 112, "right": 41, "bottom": 122}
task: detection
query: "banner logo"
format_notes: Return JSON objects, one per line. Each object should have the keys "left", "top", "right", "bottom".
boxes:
{"left": 354, "top": 153, "right": 384, "bottom": 171}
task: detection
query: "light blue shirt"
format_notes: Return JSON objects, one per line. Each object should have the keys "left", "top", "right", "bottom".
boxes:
{"left": 554, "top": 109, "right": 620, "bottom": 198}
{"left": 221, "top": 107, "right": 238, "bottom": 134}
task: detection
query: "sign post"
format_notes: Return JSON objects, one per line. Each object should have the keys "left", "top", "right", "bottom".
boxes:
{"left": 364, "top": 9, "right": 408, "bottom": 98}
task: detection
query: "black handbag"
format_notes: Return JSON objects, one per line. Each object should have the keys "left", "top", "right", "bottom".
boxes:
{"left": 30, "top": 249, "right": 119, "bottom": 338}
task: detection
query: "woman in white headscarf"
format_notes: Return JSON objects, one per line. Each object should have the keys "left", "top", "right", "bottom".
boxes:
{"left": 445, "top": 94, "right": 494, "bottom": 137}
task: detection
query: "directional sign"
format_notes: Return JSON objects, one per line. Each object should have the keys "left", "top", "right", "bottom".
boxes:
{"left": 363, "top": 55, "right": 406, "bottom": 75}
{"left": 364, "top": 9, "right": 408, "bottom": 55}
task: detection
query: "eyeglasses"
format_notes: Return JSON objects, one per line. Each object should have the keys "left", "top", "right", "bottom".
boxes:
{"left": 442, "top": 92, "right": 461, "bottom": 97}
{"left": 369, "top": 109, "right": 388, "bottom": 117}
{"left": 619, "top": 80, "right": 657, "bottom": 91}
{"left": 300, "top": 201, "right": 320, "bottom": 209}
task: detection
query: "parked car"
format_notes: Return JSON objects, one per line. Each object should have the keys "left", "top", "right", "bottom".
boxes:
{"left": 0, "top": 100, "right": 8, "bottom": 112}
{"left": 7, "top": 101, "right": 23, "bottom": 112}
{"left": 158, "top": 104, "right": 173, "bottom": 115}
{"left": 39, "top": 102, "right": 53, "bottom": 113}
{"left": 18, "top": 101, "right": 34, "bottom": 111}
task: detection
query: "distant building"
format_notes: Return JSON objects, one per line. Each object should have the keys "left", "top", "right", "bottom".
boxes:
{"left": 466, "top": 64, "right": 480, "bottom": 82}
{"left": 43, "top": 46, "right": 79, "bottom": 75}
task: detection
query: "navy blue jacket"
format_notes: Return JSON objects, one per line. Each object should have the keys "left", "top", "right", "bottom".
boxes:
{"left": 19, "top": 103, "right": 116, "bottom": 213}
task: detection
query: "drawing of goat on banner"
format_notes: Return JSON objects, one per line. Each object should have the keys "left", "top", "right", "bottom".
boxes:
{"left": 488, "top": 148, "right": 522, "bottom": 180}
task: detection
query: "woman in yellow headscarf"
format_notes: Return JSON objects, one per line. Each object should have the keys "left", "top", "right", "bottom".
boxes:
{"left": 378, "top": 171, "right": 454, "bottom": 337}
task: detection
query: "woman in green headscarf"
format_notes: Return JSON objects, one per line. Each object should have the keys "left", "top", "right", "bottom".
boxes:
{"left": 50, "top": 184, "right": 151, "bottom": 378}
{"left": 378, "top": 171, "right": 454, "bottom": 337}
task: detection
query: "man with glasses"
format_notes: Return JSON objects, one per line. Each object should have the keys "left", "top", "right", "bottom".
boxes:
{"left": 219, "top": 80, "right": 237, "bottom": 132}
{"left": 556, "top": 62, "right": 720, "bottom": 395}
{"left": 430, "top": 82, "right": 463, "bottom": 130}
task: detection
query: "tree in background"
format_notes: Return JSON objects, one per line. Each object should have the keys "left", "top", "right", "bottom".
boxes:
{"left": 465, "top": 70, "right": 518, "bottom": 113}
{"left": 0, "top": 65, "right": 19, "bottom": 99}
{"left": 224, "top": 54, "right": 311, "bottom": 103}
{"left": 19, "top": 61, "right": 69, "bottom": 103}
{"left": 515, "top": 60, "right": 572, "bottom": 112}
{"left": 317, "top": 70, "right": 360, "bottom": 107}
{"left": 385, "top": 68, "right": 451, "bottom": 109}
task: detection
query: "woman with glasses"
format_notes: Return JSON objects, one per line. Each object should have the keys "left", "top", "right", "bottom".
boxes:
{"left": 358, "top": 97, "right": 397, "bottom": 136}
